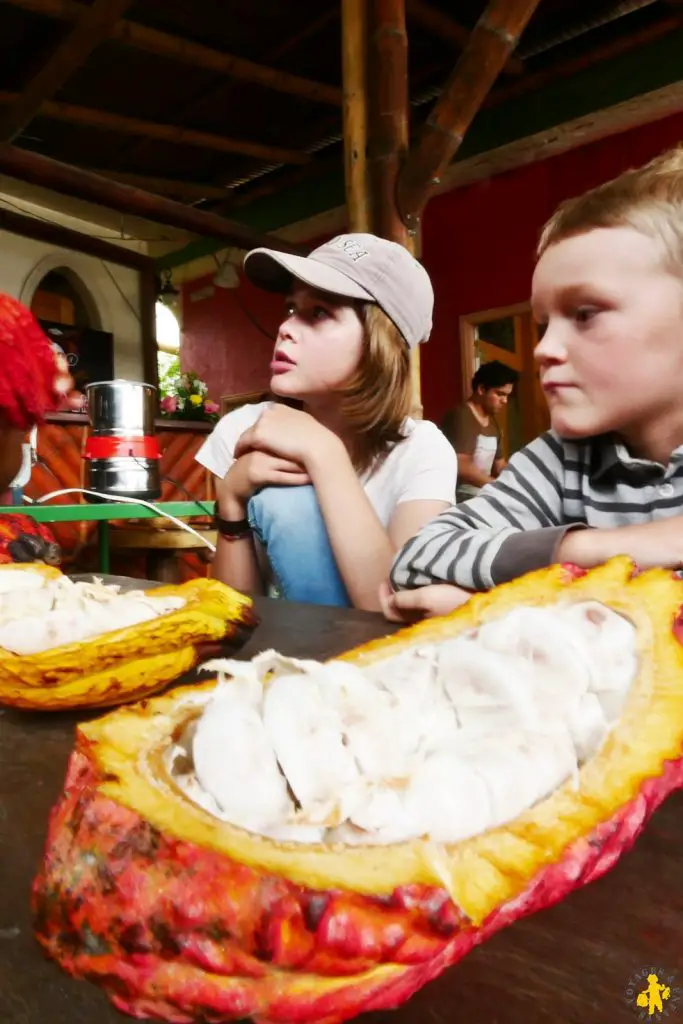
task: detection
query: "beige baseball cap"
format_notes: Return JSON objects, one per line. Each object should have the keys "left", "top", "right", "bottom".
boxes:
{"left": 243, "top": 233, "right": 434, "bottom": 349}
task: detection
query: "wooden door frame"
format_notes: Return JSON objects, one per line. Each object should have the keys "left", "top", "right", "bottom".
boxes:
{"left": 459, "top": 301, "right": 548, "bottom": 447}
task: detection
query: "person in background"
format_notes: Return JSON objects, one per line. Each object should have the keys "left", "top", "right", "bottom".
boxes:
{"left": 0, "top": 293, "right": 71, "bottom": 564}
{"left": 382, "top": 145, "right": 683, "bottom": 621}
{"left": 441, "top": 360, "right": 518, "bottom": 502}
{"left": 196, "top": 233, "right": 457, "bottom": 611}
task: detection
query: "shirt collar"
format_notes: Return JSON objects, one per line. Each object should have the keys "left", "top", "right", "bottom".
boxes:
{"left": 590, "top": 435, "right": 683, "bottom": 482}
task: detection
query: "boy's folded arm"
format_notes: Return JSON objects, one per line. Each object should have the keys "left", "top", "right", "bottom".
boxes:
{"left": 557, "top": 515, "right": 683, "bottom": 570}
{"left": 490, "top": 523, "right": 586, "bottom": 584}
{"left": 390, "top": 432, "right": 571, "bottom": 591}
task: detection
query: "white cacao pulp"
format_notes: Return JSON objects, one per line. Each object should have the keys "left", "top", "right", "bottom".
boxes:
{"left": 0, "top": 570, "right": 186, "bottom": 655}
{"left": 168, "top": 599, "right": 637, "bottom": 846}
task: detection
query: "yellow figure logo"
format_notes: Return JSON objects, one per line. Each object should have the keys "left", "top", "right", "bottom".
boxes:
{"left": 636, "top": 974, "right": 672, "bottom": 1017}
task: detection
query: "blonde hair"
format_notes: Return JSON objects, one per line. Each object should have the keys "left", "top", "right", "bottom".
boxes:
{"left": 538, "top": 145, "right": 683, "bottom": 269}
{"left": 339, "top": 303, "right": 412, "bottom": 475}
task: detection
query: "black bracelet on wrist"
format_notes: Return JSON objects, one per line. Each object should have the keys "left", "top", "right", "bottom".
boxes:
{"left": 213, "top": 514, "right": 251, "bottom": 539}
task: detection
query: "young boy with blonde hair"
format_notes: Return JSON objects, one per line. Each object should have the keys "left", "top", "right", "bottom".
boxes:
{"left": 384, "top": 146, "right": 683, "bottom": 621}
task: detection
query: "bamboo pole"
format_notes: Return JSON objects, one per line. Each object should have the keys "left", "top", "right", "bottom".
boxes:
{"left": 485, "top": 15, "right": 683, "bottom": 112}
{"left": 5, "top": 0, "right": 342, "bottom": 107}
{"left": 0, "top": 92, "right": 309, "bottom": 166}
{"left": 0, "top": 204, "right": 152, "bottom": 270}
{"left": 367, "top": 0, "right": 422, "bottom": 417}
{"left": 341, "top": 0, "right": 370, "bottom": 232}
{"left": 397, "top": 0, "right": 543, "bottom": 229}
{"left": 122, "top": 9, "right": 340, "bottom": 171}
{"left": 406, "top": 0, "right": 525, "bottom": 75}
{"left": 368, "top": 0, "right": 410, "bottom": 244}
{"left": 0, "top": 0, "right": 134, "bottom": 143}
{"left": 85, "top": 169, "right": 233, "bottom": 203}
{"left": 0, "top": 144, "right": 305, "bottom": 254}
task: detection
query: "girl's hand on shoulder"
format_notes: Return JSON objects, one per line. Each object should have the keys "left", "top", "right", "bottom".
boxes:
{"left": 234, "top": 405, "right": 341, "bottom": 469}
{"left": 218, "top": 451, "right": 311, "bottom": 512}
{"left": 379, "top": 580, "right": 473, "bottom": 623}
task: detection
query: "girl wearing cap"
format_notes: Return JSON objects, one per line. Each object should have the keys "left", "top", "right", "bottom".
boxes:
{"left": 196, "top": 233, "right": 457, "bottom": 610}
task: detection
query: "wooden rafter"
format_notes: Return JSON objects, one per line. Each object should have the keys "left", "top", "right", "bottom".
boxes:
{"left": 210, "top": 153, "right": 342, "bottom": 219}
{"left": 118, "top": 9, "right": 339, "bottom": 184}
{"left": 0, "top": 203, "right": 152, "bottom": 269}
{"left": 0, "top": 92, "right": 309, "bottom": 165}
{"left": 397, "top": 0, "right": 543, "bottom": 228}
{"left": 486, "top": 12, "right": 683, "bottom": 111}
{"left": 0, "top": 0, "right": 133, "bottom": 143}
{"left": 4, "top": 0, "right": 342, "bottom": 107}
{"left": 0, "top": 144, "right": 306, "bottom": 254}
{"left": 406, "top": 0, "right": 524, "bottom": 75}
{"left": 84, "top": 170, "right": 234, "bottom": 203}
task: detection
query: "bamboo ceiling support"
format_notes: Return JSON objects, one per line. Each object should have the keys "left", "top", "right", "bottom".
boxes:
{"left": 0, "top": 0, "right": 134, "bottom": 143}
{"left": 85, "top": 169, "right": 233, "bottom": 203}
{"left": 368, "top": 0, "right": 410, "bottom": 244}
{"left": 0, "top": 144, "right": 305, "bottom": 253}
{"left": 397, "top": 0, "right": 543, "bottom": 229}
{"left": 406, "top": 0, "right": 525, "bottom": 76}
{"left": 5, "top": 0, "right": 341, "bottom": 107}
{"left": 342, "top": 0, "right": 370, "bottom": 232}
{"left": 367, "top": 0, "right": 422, "bottom": 417}
{"left": 0, "top": 92, "right": 309, "bottom": 166}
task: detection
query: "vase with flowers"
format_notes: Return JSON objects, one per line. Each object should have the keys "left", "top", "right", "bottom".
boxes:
{"left": 158, "top": 358, "right": 220, "bottom": 423}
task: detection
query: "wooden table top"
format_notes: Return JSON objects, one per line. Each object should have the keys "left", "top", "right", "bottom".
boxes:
{"left": 0, "top": 582, "right": 681, "bottom": 1024}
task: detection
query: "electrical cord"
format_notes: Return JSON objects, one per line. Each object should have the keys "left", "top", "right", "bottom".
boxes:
{"left": 234, "top": 286, "right": 276, "bottom": 342}
{"left": 157, "top": 472, "right": 216, "bottom": 566}
{"left": 34, "top": 488, "right": 217, "bottom": 553}
{"left": 161, "top": 473, "right": 215, "bottom": 519}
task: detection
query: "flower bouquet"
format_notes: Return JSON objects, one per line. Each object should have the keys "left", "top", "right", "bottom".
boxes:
{"left": 158, "top": 360, "right": 220, "bottom": 423}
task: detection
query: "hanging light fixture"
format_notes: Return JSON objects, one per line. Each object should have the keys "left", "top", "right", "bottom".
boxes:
{"left": 212, "top": 254, "right": 240, "bottom": 289}
{"left": 157, "top": 269, "right": 180, "bottom": 305}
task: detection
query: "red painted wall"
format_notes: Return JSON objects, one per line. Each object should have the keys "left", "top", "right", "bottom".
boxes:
{"left": 180, "top": 273, "right": 283, "bottom": 400}
{"left": 180, "top": 233, "right": 331, "bottom": 400}
{"left": 181, "top": 108, "right": 683, "bottom": 418}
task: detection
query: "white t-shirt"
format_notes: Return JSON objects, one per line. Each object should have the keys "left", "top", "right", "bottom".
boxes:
{"left": 196, "top": 401, "right": 457, "bottom": 524}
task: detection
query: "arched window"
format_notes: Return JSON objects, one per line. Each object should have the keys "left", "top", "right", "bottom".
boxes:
{"left": 30, "top": 267, "right": 97, "bottom": 328}
{"left": 156, "top": 301, "right": 180, "bottom": 381}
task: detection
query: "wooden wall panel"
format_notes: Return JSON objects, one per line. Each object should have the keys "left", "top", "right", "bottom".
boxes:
{"left": 158, "top": 428, "right": 214, "bottom": 506}
{"left": 157, "top": 427, "right": 215, "bottom": 580}
{"left": 23, "top": 419, "right": 216, "bottom": 578}
{"left": 24, "top": 421, "right": 96, "bottom": 564}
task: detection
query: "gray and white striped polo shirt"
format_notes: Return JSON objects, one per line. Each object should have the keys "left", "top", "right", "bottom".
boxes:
{"left": 390, "top": 430, "right": 683, "bottom": 592}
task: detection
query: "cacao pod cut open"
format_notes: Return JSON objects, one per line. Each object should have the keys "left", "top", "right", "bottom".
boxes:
{"left": 33, "top": 557, "right": 683, "bottom": 1023}
{"left": 0, "top": 564, "right": 257, "bottom": 710}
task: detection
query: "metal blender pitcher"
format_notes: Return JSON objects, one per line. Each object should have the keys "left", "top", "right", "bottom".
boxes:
{"left": 83, "top": 380, "right": 162, "bottom": 501}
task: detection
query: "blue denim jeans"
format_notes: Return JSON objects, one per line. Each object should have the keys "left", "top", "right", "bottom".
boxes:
{"left": 247, "top": 484, "right": 352, "bottom": 607}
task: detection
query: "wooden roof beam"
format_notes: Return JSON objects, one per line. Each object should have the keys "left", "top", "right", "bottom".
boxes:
{"left": 83, "top": 169, "right": 234, "bottom": 203}
{"left": 117, "top": 9, "right": 340, "bottom": 172}
{"left": 397, "top": 0, "right": 544, "bottom": 230}
{"left": 406, "top": 0, "right": 525, "bottom": 76}
{"left": 4, "top": 0, "right": 342, "bottom": 107}
{"left": 0, "top": 144, "right": 306, "bottom": 253}
{"left": 0, "top": 91, "right": 310, "bottom": 165}
{"left": 0, "top": 0, "right": 134, "bottom": 143}
{"left": 0, "top": 203, "right": 152, "bottom": 269}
